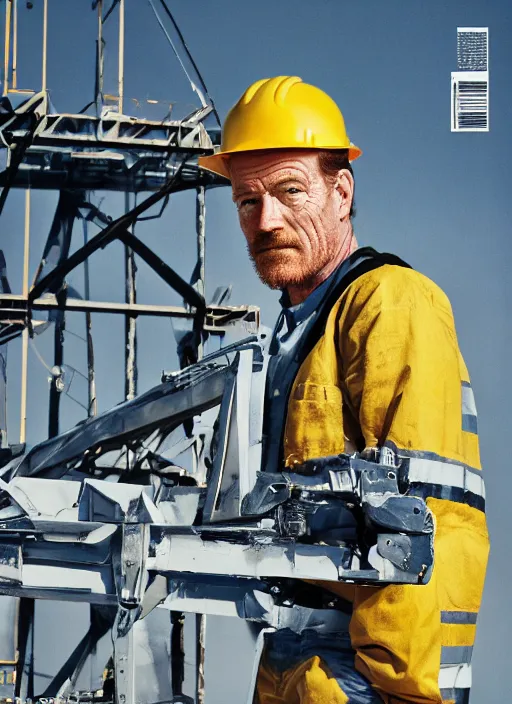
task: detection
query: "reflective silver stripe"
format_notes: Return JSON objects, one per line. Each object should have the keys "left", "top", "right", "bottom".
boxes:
{"left": 465, "top": 467, "right": 485, "bottom": 498}
{"left": 441, "top": 611, "right": 478, "bottom": 625}
{"left": 461, "top": 383, "right": 477, "bottom": 416}
{"left": 441, "top": 645, "right": 473, "bottom": 665}
{"left": 407, "top": 457, "right": 485, "bottom": 500}
{"left": 439, "top": 664, "right": 472, "bottom": 689}
{"left": 462, "top": 382, "right": 478, "bottom": 435}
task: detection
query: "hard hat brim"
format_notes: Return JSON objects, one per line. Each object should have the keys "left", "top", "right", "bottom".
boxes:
{"left": 198, "top": 144, "right": 362, "bottom": 180}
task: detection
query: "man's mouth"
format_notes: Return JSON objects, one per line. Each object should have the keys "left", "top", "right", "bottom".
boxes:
{"left": 256, "top": 244, "right": 297, "bottom": 255}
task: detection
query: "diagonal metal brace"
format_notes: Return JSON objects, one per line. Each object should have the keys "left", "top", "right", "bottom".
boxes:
{"left": 29, "top": 161, "right": 206, "bottom": 313}
{"left": 90, "top": 201, "right": 206, "bottom": 312}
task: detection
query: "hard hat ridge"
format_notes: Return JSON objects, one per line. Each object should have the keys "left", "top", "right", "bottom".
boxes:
{"left": 272, "top": 76, "right": 302, "bottom": 105}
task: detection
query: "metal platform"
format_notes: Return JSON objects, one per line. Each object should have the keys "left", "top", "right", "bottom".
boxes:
{"left": 0, "top": 91, "right": 228, "bottom": 193}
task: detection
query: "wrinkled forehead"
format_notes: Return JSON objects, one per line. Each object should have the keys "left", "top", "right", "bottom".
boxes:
{"left": 228, "top": 149, "right": 321, "bottom": 186}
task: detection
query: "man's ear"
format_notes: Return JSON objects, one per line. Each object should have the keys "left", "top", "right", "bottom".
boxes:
{"left": 335, "top": 169, "right": 354, "bottom": 220}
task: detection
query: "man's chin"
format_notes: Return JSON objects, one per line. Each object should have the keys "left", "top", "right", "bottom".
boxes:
{"left": 253, "top": 263, "right": 306, "bottom": 290}
{"left": 256, "top": 272, "right": 291, "bottom": 290}
{"left": 250, "top": 249, "right": 310, "bottom": 290}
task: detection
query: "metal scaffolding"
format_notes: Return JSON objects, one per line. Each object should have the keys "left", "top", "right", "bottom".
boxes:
{"left": 0, "top": 2, "right": 255, "bottom": 701}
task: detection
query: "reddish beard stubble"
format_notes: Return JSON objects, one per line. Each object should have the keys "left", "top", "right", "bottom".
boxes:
{"left": 246, "top": 213, "right": 348, "bottom": 291}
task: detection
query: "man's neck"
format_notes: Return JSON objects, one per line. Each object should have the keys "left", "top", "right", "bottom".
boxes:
{"left": 286, "top": 228, "right": 358, "bottom": 306}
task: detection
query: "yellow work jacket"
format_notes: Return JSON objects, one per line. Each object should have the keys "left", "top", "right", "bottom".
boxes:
{"left": 282, "top": 262, "right": 490, "bottom": 704}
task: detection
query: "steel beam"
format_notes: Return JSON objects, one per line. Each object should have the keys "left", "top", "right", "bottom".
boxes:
{"left": 0, "top": 293, "right": 258, "bottom": 326}
{"left": 1, "top": 293, "right": 192, "bottom": 318}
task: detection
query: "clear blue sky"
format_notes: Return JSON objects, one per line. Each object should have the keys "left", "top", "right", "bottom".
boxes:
{"left": 2, "top": 1, "right": 511, "bottom": 701}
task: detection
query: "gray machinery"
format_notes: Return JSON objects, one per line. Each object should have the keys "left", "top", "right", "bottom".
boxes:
{"left": 0, "top": 3, "right": 437, "bottom": 703}
{"left": 0, "top": 334, "right": 434, "bottom": 703}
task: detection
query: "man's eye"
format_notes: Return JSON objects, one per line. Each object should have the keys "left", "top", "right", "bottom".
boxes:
{"left": 286, "top": 187, "right": 302, "bottom": 194}
{"left": 239, "top": 198, "right": 259, "bottom": 208}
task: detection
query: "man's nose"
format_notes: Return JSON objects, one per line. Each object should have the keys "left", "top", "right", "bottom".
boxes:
{"left": 257, "top": 193, "right": 284, "bottom": 231}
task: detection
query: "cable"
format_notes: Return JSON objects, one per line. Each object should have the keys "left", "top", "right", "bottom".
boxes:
{"left": 28, "top": 337, "right": 52, "bottom": 373}
{"left": 148, "top": 0, "right": 206, "bottom": 108}
{"left": 158, "top": 0, "right": 221, "bottom": 125}
{"left": 149, "top": 0, "right": 221, "bottom": 127}
{"left": 29, "top": 338, "right": 89, "bottom": 412}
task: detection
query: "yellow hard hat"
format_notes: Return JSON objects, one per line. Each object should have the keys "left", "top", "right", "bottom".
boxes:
{"left": 199, "top": 76, "right": 361, "bottom": 179}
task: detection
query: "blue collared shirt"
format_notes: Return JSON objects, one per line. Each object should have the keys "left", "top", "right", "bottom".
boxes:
{"left": 263, "top": 249, "right": 365, "bottom": 472}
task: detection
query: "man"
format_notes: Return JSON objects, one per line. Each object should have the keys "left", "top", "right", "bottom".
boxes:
{"left": 200, "top": 76, "right": 489, "bottom": 704}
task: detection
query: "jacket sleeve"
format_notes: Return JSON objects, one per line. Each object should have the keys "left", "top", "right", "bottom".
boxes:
{"left": 338, "top": 265, "right": 489, "bottom": 704}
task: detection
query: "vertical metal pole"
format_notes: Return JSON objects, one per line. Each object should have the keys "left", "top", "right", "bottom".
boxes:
{"left": 82, "top": 220, "right": 97, "bottom": 417}
{"left": 113, "top": 609, "right": 136, "bottom": 704}
{"left": 124, "top": 193, "right": 137, "bottom": 401}
{"left": 19, "top": 190, "right": 30, "bottom": 444}
{"left": 48, "top": 303, "right": 64, "bottom": 439}
{"left": 0, "top": 351, "right": 7, "bottom": 449}
{"left": 171, "top": 612, "right": 185, "bottom": 698}
{"left": 15, "top": 598, "right": 34, "bottom": 700}
{"left": 42, "top": 0, "right": 48, "bottom": 92}
{"left": 119, "top": 0, "right": 134, "bottom": 402}
{"left": 194, "top": 187, "right": 206, "bottom": 703}
{"left": 96, "top": 0, "right": 104, "bottom": 114}
{"left": 195, "top": 187, "right": 206, "bottom": 301}
{"left": 27, "top": 600, "right": 34, "bottom": 700}
{"left": 195, "top": 613, "right": 205, "bottom": 704}
{"left": 3, "top": 0, "right": 12, "bottom": 96}
{"left": 85, "top": 311, "right": 97, "bottom": 416}
{"left": 118, "top": 0, "right": 125, "bottom": 113}
{"left": 195, "top": 186, "right": 206, "bottom": 363}
{"left": 12, "top": 0, "right": 17, "bottom": 90}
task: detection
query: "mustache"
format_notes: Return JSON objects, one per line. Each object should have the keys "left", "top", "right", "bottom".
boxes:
{"left": 250, "top": 231, "right": 300, "bottom": 255}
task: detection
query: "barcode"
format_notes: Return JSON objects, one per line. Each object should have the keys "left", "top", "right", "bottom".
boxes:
{"left": 455, "top": 81, "right": 488, "bottom": 130}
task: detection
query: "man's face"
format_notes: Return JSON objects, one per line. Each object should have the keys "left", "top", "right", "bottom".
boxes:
{"left": 229, "top": 150, "right": 348, "bottom": 290}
